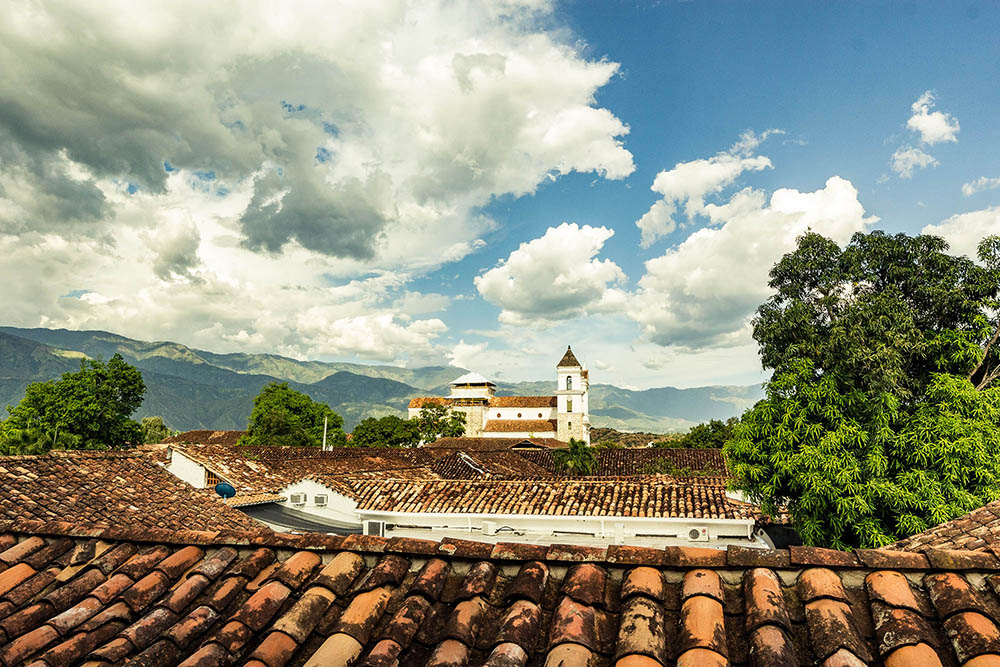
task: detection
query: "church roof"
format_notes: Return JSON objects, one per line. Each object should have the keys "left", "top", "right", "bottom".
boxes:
{"left": 449, "top": 371, "right": 495, "bottom": 386}
{"left": 556, "top": 345, "right": 581, "bottom": 367}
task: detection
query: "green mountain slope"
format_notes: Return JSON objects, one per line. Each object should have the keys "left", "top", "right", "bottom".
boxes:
{"left": 0, "top": 326, "right": 764, "bottom": 432}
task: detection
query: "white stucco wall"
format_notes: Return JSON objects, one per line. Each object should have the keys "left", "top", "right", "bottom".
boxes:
{"left": 166, "top": 448, "right": 208, "bottom": 488}
{"left": 487, "top": 407, "right": 557, "bottom": 420}
{"left": 279, "top": 479, "right": 361, "bottom": 526}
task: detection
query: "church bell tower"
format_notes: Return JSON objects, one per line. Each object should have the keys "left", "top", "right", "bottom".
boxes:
{"left": 555, "top": 345, "right": 590, "bottom": 443}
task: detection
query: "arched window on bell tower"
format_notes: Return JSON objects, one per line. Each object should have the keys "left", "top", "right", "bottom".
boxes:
{"left": 566, "top": 376, "right": 573, "bottom": 390}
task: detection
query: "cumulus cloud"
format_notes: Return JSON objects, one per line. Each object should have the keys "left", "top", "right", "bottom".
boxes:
{"left": 922, "top": 206, "right": 1000, "bottom": 261}
{"left": 891, "top": 146, "right": 938, "bottom": 178}
{"left": 907, "top": 91, "right": 960, "bottom": 144}
{"left": 475, "top": 222, "right": 627, "bottom": 326}
{"left": 0, "top": 0, "right": 635, "bottom": 361}
{"left": 630, "top": 176, "right": 876, "bottom": 349}
{"left": 962, "top": 177, "right": 1000, "bottom": 197}
{"left": 635, "top": 130, "right": 779, "bottom": 247}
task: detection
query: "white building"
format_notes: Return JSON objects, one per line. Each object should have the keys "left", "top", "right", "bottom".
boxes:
{"left": 408, "top": 345, "right": 591, "bottom": 444}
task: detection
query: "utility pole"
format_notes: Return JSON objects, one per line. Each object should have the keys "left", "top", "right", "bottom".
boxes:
{"left": 322, "top": 416, "right": 328, "bottom": 451}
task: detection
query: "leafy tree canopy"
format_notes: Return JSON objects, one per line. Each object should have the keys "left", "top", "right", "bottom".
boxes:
{"left": 141, "top": 416, "right": 174, "bottom": 444}
{"left": 239, "top": 382, "right": 345, "bottom": 448}
{"left": 726, "top": 231, "right": 1000, "bottom": 549}
{"left": 0, "top": 354, "right": 146, "bottom": 453}
{"left": 414, "top": 403, "right": 466, "bottom": 443}
{"left": 656, "top": 418, "right": 738, "bottom": 449}
{"left": 552, "top": 437, "right": 596, "bottom": 475}
{"left": 350, "top": 415, "right": 422, "bottom": 448}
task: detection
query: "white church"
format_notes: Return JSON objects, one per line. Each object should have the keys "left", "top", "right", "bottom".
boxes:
{"left": 408, "top": 345, "right": 591, "bottom": 443}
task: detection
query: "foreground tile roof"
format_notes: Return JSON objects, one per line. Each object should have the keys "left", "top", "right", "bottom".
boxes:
{"left": 0, "top": 452, "right": 264, "bottom": 534}
{"left": 889, "top": 499, "right": 1000, "bottom": 552}
{"left": 481, "top": 419, "right": 556, "bottom": 433}
{"left": 4, "top": 520, "right": 1000, "bottom": 666}
{"left": 341, "top": 477, "right": 754, "bottom": 519}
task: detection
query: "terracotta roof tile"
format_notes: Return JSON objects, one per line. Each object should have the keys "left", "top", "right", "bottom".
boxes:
{"left": 889, "top": 499, "right": 1000, "bottom": 552}
{"left": 488, "top": 395, "right": 557, "bottom": 408}
{"left": 482, "top": 419, "right": 557, "bottom": 433}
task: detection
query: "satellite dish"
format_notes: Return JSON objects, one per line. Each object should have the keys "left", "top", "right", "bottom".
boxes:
{"left": 214, "top": 482, "right": 236, "bottom": 499}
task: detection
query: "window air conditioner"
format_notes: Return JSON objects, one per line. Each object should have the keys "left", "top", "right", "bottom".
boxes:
{"left": 687, "top": 527, "right": 710, "bottom": 542}
{"left": 289, "top": 493, "right": 306, "bottom": 505}
{"left": 364, "top": 521, "right": 386, "bottom": 537}
{"left": 314, "top": 494, "right": 328, "bottom": 507}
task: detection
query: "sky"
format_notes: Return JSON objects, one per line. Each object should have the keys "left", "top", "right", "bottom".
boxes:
{"left": 1, "top": 0, "right": 998, "bottom": 389}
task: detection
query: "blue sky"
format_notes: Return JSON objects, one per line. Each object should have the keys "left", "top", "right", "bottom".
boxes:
{"left": 0, "top": 1, "right": 997, "bottom": 388}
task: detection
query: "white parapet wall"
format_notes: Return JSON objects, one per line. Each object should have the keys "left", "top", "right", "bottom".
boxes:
{"left": 166, "top": 447, "right": 210, "bottom": 488}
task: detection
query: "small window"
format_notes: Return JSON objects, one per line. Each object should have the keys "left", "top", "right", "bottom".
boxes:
{"left": 567, "top": 399, "right": 573, "bottom": 413}
{"left": 569, "top": 421, "right": 572, "bottom": 429}
{"left": 517, "top": 412, "right": 522, "bottom": 418}
{"left": 205, "top": 470, "right": 222, "bottom": 487}
{"left": 496, "top": 412, "right": 501, "bottom": 417}
{"left": 566, "top": 376, "right": 573, "bottom": 390}
{"left": 538, "top": 412, "right": 542, "bottom": 418}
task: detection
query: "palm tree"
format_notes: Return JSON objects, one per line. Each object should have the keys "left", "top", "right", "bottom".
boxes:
{"left": 552, "top": 438, "right": 596, "bottom": 475}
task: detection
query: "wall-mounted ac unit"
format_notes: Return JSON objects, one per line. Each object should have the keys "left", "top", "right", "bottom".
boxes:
{"left": 289, "top": 493, "right": 306, "bottom": 505}
{"left": 364, "top": 521, "right": 385, "bottom": 537}
{"left": 314, "top": 494, "right": 328, "bottom": 507}
{"left": 687, "top": 527, "right": 710, "bottom": 542}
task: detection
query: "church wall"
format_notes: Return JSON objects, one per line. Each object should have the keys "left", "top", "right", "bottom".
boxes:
{"left": 487, "top": 407, "right": 557, "bottom": 421}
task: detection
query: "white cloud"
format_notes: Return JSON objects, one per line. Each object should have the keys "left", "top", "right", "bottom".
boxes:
{"left": 891, "top": 146, "right": 938, "bottom": 178}
{"left": 907, "top": 90, "right": 960, "bottom": 144}
{"left": 922, "top": 206, "right": 1000, "bottom": 261}
{"left": 0, "top": 0, "right": 635, "bottom": 361}
{"left": 635, "top": 130, "right": 778, "bottom": 247}
{"left": 475, "top": 222, "right": 627, "bottom": 325}
{"left": 962, "top": 177, "right": 1000, "bottom": 197}
{"left": 630, "top": 176, "right": 876, "bottom": 348}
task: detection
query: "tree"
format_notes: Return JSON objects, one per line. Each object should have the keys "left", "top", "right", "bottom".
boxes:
{"left": 726, "top": 231, "right": 1000, "bottom": 549}
{"left": 350, "top": 415, "right": 422, "bottom": 448}
{"left": 552, "top": 438, "right": 596, "bottom": 475}
{"left": 660, "top": 418, "right": 738, "bottom": 449}
{"left": 239, "top": 382, "right": 345, "bottom": 448}
{"left": 414, "top": 403, "right": 466, "bottom": 443}
{"left": 0, "top": 354, "right": 146, "bottom": 453}
{"left": 141, "top": 416, "right": 174, "bottom": 444}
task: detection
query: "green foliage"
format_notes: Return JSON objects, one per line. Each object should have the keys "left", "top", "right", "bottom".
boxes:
{"left": 661, "top": 418, "right": 738, "bottom": 449}
{"left": 726, "top": 231, "right": 1000, "bottom": 549}
{"left": 239, "top": 382, "right": 345, "bottom": 448}
{"left": 141, "top": 416, "right": 174, "bottom": 444}
{"left": 414, "top": 403, "right": 466, "bottom": 443}
{"left": 0, "top": 354, "right": 145, "bottom": 453}
{"left": 350, "top": 415, "right": 422, "bottom": 448}
{"left": 551, "top": 438, "right": 596, "bottom": 475}
{"left": 594, "top": 439, "right": 621, "bottom": 449}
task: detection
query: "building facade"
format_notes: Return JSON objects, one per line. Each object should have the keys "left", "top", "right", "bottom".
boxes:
{"left": 408, "top": 345, "right": 591, "bottom": 443}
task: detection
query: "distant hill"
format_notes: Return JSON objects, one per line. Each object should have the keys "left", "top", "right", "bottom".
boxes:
{"left": 0, "top": 326, "right": 764, "bottom": 432}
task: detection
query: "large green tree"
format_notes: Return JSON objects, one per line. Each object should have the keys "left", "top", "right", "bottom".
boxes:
{"left": 726, "top": 231, "right": 1000, "bottom": 549}
{"left": 350, "top": 415, "right": 422, "bottom": 448}
{"left": 552, "top": 438, "right": 596, "bottom": 475}
{"left": 239, "top": 382, "right": 345, "bottom": 448}
{"left": 1, "top": 354, "right": 146, "bottom": 453}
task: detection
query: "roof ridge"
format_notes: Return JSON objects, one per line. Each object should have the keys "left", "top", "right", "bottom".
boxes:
{"left": 3, "top": 518, "right": 998, "bottom": 572}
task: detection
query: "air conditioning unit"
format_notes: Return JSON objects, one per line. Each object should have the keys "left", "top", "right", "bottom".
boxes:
{"left": 687, "top": 526, "right": 710, "bottom": 542}
{"left": 289, "top": 493, "right": 306, "bottom": 505}
{"left": 314, "top": 494, "right": 328, "bottom": 507}
{"left": 483, "top": 521, "right": 497, "bottom": 536}
{"left": 364, "top": 521, "right": 385, "bottom": 537}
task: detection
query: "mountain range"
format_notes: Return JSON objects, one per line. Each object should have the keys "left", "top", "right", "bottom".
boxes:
{"left": 0, "top": 326, "right": 764, "bottom": 432}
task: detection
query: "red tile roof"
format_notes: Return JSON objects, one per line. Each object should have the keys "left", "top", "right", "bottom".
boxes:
{"left": 0, "top": 451, "right": 265, "bottom": 533}
{"left": 162, "top": 429, "right": 246, "bottom": 445}
{"left": 1, "top": 519, "right": 999, "bottom": 666}
{"left": 343, "top": 477, "right": 753, "bottom": 519}
{"left": 429, "top": 451, "right": 555, "bottom": 479}
{"left": 407, "top": 396, "right": 459, "bottom": 409}
{"left": 482, "top": 419, "right": 556, "bottom": 433}
{"left": 488, "top": 395, "right": 557, "bottom": 408}
{"left": 424, "top": 437, "right": 566, "bottom": 451}
{"left": 518, "top": 447, "right": 728, "bottom": 475}
{"left": 889, "top": 498, "right": 1000, "bottom": 552}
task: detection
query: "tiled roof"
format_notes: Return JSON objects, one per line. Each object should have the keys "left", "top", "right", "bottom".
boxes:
{"left": 889, "top": 499, "right": 1000, "bottom": 552}
{"left": 482, "top": 419, "right": 556, "bottom": 433}
{"left": 518, "top": 447, "right": 728, "bottom": 476}
{"left": 4, "top": 520, "right": 1000, "bottom": 666}
{"left": 557, "top": 344, "right": 581, "bottom": 367}
{"left": 0, "top": 452, "right": 264, "bottom": 533}
{"left": 162, "top": 430, "right": 246, "bottom": 445}
{"left": 424, "top": 437, "right": 566, "bottom": 451}
{"left": 407, "top": 397, "right": 457, "bottom": 409}
{"left": 169, "top": 444, "right": 439, "bottom": 494}
{"left": 346, "top": 477, "right": 753, "bottom": 518}
{"left": 487, "top": 395, "right": 557, "bottom": 408}
{"left": 224, "top": 493, "right": 286, "bottom": 508}
{"left": 429, "top": 451, "right": 555, "bottom": 480}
